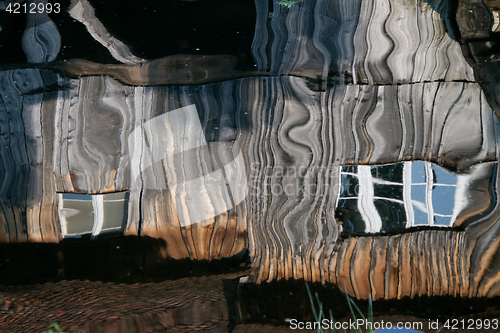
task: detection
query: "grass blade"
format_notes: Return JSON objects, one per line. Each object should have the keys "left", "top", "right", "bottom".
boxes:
{"left": 305, "top": 283, "right": 320, "bottom": 323}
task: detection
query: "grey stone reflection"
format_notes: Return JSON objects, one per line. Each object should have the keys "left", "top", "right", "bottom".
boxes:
{"left": 336, "top": 161, "right": 497, "bottom": 234}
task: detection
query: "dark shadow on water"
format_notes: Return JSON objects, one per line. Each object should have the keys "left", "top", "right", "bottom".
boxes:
{"left": 236, "top": 279, "right": 500, "bottom": 325}
{"left": 0, "top": 235, "right": 249, "bottom": 285}
{"left": 223, "top": 278, "right": 240, "bottom": 333}
{"left": 1, "top": 0, "right": 258, "bottom": 69}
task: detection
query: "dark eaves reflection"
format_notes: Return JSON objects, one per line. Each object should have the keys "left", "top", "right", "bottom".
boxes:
{"left": 42, "top": 55, "right": 268, "bottom": 86}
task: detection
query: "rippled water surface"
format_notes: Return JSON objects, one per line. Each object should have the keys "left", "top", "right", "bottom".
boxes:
{"left": 2, "top": 0, "right": 500, "bottom": 332}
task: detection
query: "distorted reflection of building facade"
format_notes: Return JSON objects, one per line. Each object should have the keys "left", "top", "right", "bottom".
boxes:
{"left": 2, "top": 0, "right": 500, "bottom": 305}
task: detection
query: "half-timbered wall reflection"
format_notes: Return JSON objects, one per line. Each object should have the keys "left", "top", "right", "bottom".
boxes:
{"left": 2, "top": 0, "right": 500, "bottom": 304}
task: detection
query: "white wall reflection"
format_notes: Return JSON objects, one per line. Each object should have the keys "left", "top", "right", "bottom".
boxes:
{"left": 128, "top": 104, "right": 248, "bottom": 227}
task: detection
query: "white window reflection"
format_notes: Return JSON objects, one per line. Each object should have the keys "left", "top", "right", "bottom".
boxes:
{"left": 336, "top": 161, "right": 493, "bottom": 234}
{"left": 58, "top": 192, "right": 128, "bottom": 238}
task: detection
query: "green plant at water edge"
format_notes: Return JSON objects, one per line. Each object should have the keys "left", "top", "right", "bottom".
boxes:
{"left": 345, "top": 290, "right": 374, "bottom": 333}
{"left": 305, "top": 283, "right": 334, "bottom": 332}
{"left": 42, "top": 323, "right": 64, "bottom": 333}
{"left": 305, "top": 283, "right": 374, "bottom": 333}
{"left": 277, "top": 0, "right": 303, "bottom": 8}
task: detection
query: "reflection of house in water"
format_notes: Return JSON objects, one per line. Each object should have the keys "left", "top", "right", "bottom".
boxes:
{"left": 2, "top": 0, "right": 500, "bottom": 306}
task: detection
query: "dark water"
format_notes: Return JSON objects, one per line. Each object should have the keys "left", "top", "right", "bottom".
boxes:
{"left": 2, "top": 0, "right": 500, "bottom": 332}
{"left": 0, "top": 0, "right": 257, "bottom": 70}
